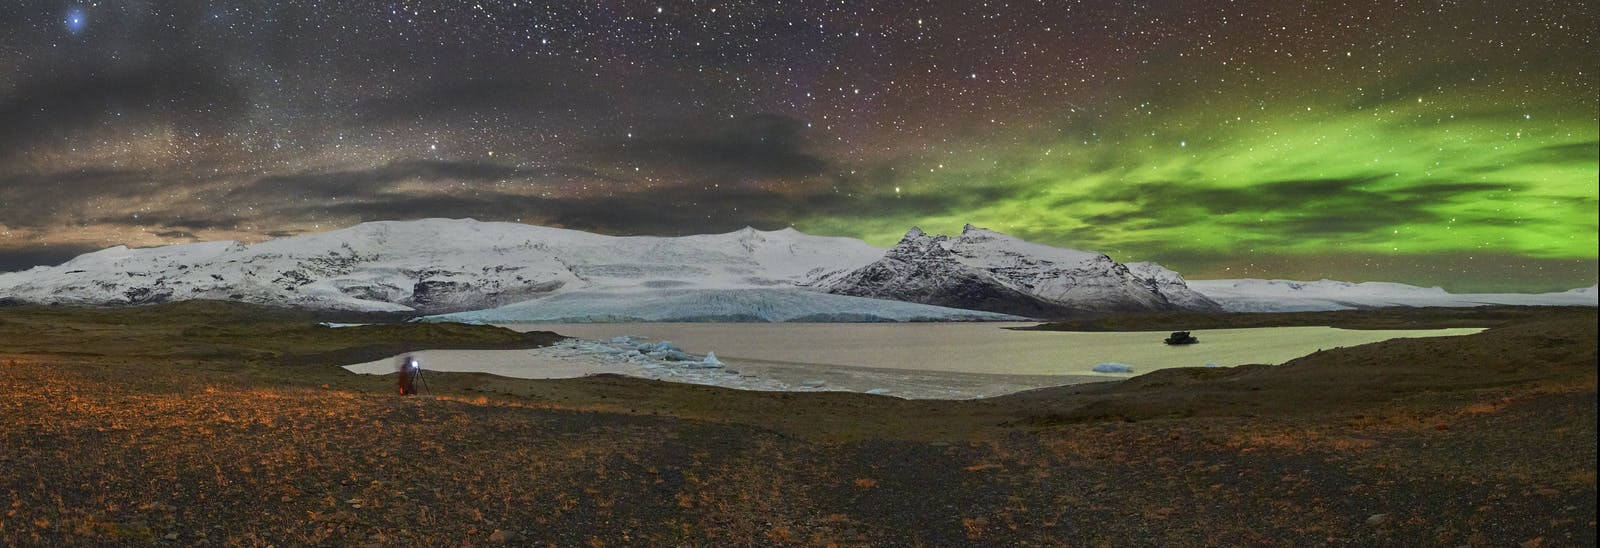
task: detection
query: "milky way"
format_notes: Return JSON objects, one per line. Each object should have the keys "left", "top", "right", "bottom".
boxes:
{"left": 1, "top": 1, "right": 1594, "bottom": 291}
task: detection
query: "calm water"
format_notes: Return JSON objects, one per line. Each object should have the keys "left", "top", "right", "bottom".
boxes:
{"left": 502, "top": 322, "right": 1485, "bottom": 377}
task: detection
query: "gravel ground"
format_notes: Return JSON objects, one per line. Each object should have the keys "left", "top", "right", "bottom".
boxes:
{"left": 2, "top": 352, "right": 1593, "bottom": 545}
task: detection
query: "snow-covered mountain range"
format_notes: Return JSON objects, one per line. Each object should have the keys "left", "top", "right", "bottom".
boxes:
{"left": 820, "top": 225, "right": 1219, "bottom": 316}
{"left": 1188, "top": 279, "right": 1599, "bottom": 312}
{"left": 0, "top": 218, "right": 1209, "bottom": 321}
{"left": 3, "top": 218, "right": 1585, "bottom": 320}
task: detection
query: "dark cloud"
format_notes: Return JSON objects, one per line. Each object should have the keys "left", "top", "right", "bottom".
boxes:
{"left": 259, "top": 188, "right": 788, "bottom": 237}
{"left": 1511, "top": 141, "right": 1600, "bottom": 166}
{"left": 0, "top": 244, "right": 104, "bottom": 273}
{"left": 159, "top": 218, "right": 242, "bottom": 231}
{"left": 152, "top": 230, "right": 199, "bottom": 240}
{"left": 355, "top": 72, "right": 609, "bottom": 127}
{"left": 808, "top": 184, "right": 1018, "bottom": 221}
{"left": 1151, "top": 250, "right": 1599, "bottom": 294}
{"left": 0, "top": 168, "right": 160, "bottom": 226}
{"left": 1080, "top": 178, "right": 1527, "bottom": 237}
{"left": 0, "top": 64, "right": 244, "bottom": 159}
{"left": 225, "top": 160, "right": 610, "bottom": 202}
{"left": 591, "top": 114, "right": 829, "bottom": 181}
{"left": 232, "top": 157, "right": 1027, "bottom": 237}
{"left": 251, "top": 182, "right": 780, "bottom": 236}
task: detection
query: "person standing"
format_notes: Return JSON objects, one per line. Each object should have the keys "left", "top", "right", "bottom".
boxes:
{"left": 396, "top": 354, "right": 420, "bottom": 395}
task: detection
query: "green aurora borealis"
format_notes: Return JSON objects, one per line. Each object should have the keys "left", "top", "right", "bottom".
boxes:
{"left": 799, "top": 93, "right": 1597, "bottom": 291}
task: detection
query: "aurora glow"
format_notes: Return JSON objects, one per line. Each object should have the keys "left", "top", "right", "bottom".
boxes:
{"left": 1, "top": 1, "right": 1595, "bottom": 291}
{"left": 799, "top": 94, "right": 1598, "bottom": 291}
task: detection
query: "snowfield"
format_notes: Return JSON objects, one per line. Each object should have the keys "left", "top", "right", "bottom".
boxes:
{"left": 1189, "top": 279, "right": 1599, "bottom": 312}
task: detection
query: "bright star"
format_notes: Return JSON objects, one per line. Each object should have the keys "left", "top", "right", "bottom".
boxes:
{"left": 65, "top": 7, "right": 87, "bottom": 35}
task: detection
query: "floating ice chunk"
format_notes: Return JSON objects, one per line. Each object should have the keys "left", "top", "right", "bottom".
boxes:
{"left": 1093, "top": 363, "right": 1134, "bottom": 373}
{"left": 640, "top": 340, "right": 684, "bottom": 353}
{"left": 800, "top": 380, "right": 827, "bottom": 388}
{"left": 1204, "top": 362, "right": 1220, "bottom": 368}
{"left": 701, "top": 351, "right": 723, "bottom": 366}
{"left": 864, "top": 388, "right": 890, "bottom": 395}
{"left": 650, "top": 350, "right": 695, "bottom": 361}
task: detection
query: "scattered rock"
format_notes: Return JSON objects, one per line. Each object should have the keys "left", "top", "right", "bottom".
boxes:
{"left": 488, "top": 529, "right": 514, "bottom": 544}
{"left": 164, "top": 533, "right": 179, "bottom": 541}
{"left": 139, "top": 501, "right": 175, "bottom": 513}
{"left": 1365, "top": 513, "right": 1390, "bottom": 526}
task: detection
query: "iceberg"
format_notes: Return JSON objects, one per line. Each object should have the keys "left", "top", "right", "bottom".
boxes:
{"left": 1093, "top": 363, "right": 1135, "bottom": 373}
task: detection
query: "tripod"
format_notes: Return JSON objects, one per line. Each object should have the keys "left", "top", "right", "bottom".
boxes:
{"left": 412, "top": 363, "right": 430, "bottom": 395}
{"left": 399, "top": 356, "right": 429, "bottom": 396}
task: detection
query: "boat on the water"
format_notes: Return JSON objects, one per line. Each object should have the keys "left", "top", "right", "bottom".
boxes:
{"left": 1164, "top": 331, "right": 1199, "bottom": 345}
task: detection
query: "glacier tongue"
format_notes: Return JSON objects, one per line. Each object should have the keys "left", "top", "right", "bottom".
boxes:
{"left": 421, "top": 288, "right": 1023, "bottom": 323}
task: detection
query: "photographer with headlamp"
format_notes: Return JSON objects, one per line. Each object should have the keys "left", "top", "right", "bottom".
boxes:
{"left": 396, "top": 354, "right": 421, "bottom": 395}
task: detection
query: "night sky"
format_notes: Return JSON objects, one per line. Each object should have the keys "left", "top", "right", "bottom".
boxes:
{"left": 1, "top": 1, "right": 1595, "bottom": 292}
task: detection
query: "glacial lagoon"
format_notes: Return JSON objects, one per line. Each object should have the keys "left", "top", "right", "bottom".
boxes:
{"left": 346, "top": 323, "right": 1484, "bottom": 399}
{"left": 503, "top": 322, "right": 1482, "bottom": 376}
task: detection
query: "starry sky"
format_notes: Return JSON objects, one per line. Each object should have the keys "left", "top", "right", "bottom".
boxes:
{"left": 1, "top": 1, "right": 1595, "bottom": 292}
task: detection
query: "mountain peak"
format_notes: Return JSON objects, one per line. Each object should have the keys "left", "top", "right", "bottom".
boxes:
{"left": 825, "top": 224, "right": 1221, "bottom": 316}
{"left": 956, "top": 224, "right": 1010, "bottom": 243}
{"left": 887, "top": 227, "right": 951, "bottom": 258}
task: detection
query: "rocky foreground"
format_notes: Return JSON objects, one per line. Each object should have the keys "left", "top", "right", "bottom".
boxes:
{"left": 0, "top": 305, "right": 1594, "bottom": 545}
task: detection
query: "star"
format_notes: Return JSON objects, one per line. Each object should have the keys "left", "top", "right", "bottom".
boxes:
{"left": 64, "top": 7, "right": 87, "bottom": 35}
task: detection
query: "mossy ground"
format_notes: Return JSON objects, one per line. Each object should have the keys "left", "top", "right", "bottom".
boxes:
{"left": 1, "top": 302, "right": 1593, "bottom": 544}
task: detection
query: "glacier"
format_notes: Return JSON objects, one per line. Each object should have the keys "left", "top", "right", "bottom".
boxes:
{"left": 1189, "top": 279, "right": 1599, "bottom": 312}
{"left": 421, "top": 287, "right": 1023, "bottom": 323}
{"left": 0, "top": 218, "right": 885, "bottom": 314}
